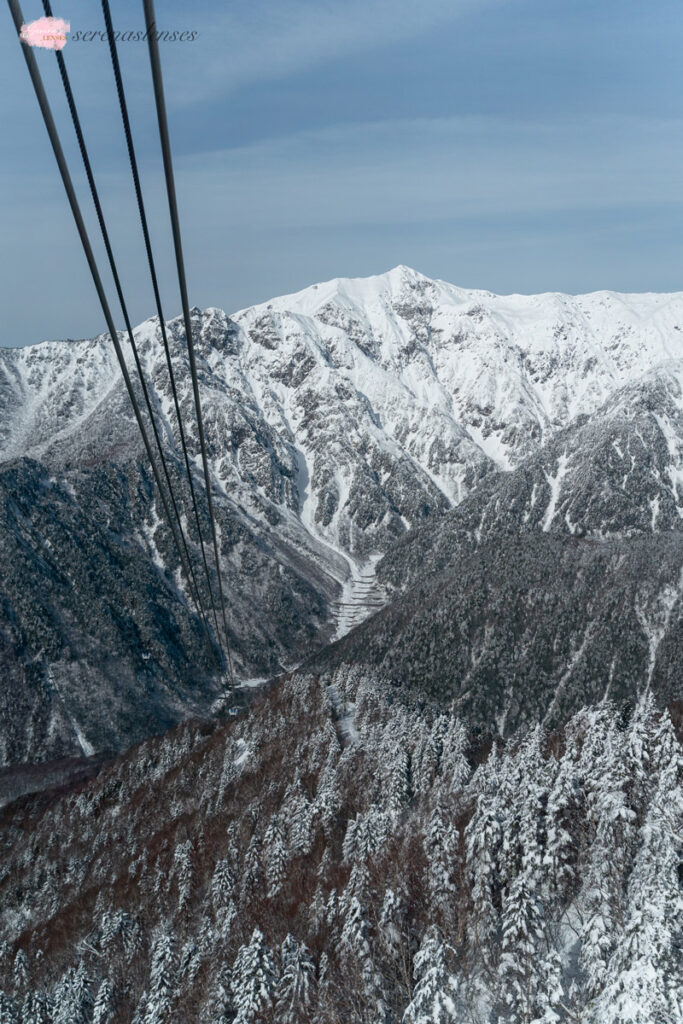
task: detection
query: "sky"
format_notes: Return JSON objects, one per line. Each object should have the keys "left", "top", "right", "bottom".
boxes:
{"left": 1, "top": 0, "right": 682, "bottom": 347}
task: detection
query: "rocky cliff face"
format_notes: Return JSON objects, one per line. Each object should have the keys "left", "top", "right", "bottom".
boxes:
{"left": 312, "top": 364, "right": 683, "bottom": 732}
{"left": 1, "top": 267, "right": 682, "bottom": 763}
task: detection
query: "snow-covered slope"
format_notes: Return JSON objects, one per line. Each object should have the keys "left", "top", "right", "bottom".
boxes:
{"left": 4, "top": 266, "right": 683, "bottom": 536}
{"left": 1, "top": 267, "right": 682, "bottom": 762}
{"left": 234, "top": 265, "right": 682, "bottom": 473}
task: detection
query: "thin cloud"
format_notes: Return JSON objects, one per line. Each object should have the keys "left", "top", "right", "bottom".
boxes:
{"left": 167, "top": 0, "right": 498, "bottom": 104}
{"left": 171, "top": 114, "right": 683, "bottom": 229}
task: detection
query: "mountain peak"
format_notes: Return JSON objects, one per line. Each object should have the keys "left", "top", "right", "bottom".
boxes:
{"left": 1, "top": 265, "right": 683, "bottom": 766}
{"left": 384, "top": 264, "right": 429, "bottom": 282}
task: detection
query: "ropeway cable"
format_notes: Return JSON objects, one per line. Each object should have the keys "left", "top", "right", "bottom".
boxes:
{"left": 7, "top": 0, "right": 222, "bottom": 679}
{"left": 38, "top": 0, "right": 227, "bottom": 683}
{"left": 97, "top": 0, "right": 225, "bottom": 670}
{"left": 142, "top": 0, "right": 235, "bottom": 686}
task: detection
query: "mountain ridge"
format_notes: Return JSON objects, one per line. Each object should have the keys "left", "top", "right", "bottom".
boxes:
{"left": 1, "top": 267, "right": 681, "bottom": 764}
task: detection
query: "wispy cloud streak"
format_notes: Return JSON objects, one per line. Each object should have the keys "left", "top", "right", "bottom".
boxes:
{"left": 173, "top": 114, "right": 683, "bottom": 229}
{"left": 172, "top": 0, "right": 501, "bottom": 103}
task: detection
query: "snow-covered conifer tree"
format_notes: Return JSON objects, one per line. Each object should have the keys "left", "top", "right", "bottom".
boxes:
{"left": 264, "top": 814, "right": 289, "bottom": 898}
{"left": 402, "top": 927, "right": 459, "bottom": 1024}
{"left": 341, "top": 861, "right": 372, "bottom": 917}
{"left": 207, "top": 974, "right": 234, "bottom": 1024}
{"left": 307, "top": 882, "right": 327, "bottom": 942}
{"left": 288, "top": 785, "right": 315, "bottom": 856}
{"left": 388, "top": 744, "right": 412, "bottom": 820}
{"left": 144, "top": 929, "right": 176, "bottom": 1024}
{"left": 12, "top": 950, "right": 29, "bottom": 998}
{"left": 587, "top": 735, "right": 683, "bottom": 1023}
{"left": 378, "top": 886, "right": 413, "bottom": 1006}
{"left": 340, "top": 895, "right": 387, "bottom": 1019}
{"left": 414, "top": 727, "right": 438, "bottom": 793}
{"left": 92, "top": 977, "right": 113, "bottom": 1024}
{"left": 343, "top": 812, "right": 363, "bottom": 863}
{"left": 441, "top": 715, "right": 471, "bottom": 794}
{"left": 211, "top": 858, "right": 235, "bottom": 912}
{"left": 173, "top": 838, "right": 194, "bottom": 913}
{"left": 52, "top": 962, "right": 92, "bottom": 1024}
{"left": 230, "top": 928, "right": 277, "bottom": 1024}
{"left": 499, "top": 872, "right": 560, "bottom": 1023}
{"left": 21, "top": 990, "right": 50, "bottom": 1024}
{"left": 465, "top": 761, "right": 503, "bottom": 958}
{"left": 178, "top": 938, "right": 202, "bottom": 987}
{"left": 580, "top": 723, "right": 636, "bottom": 996}
{"left": 425, "top": 804, "right": 459, "bottom": 909}
{"left": 275, "top": 934, "right": 317, "bottom": 1023}
{"left": 315, "top": 750, "right": 341, "bottom": 836}
{"left": 543, "top": 752, "right": 579, "bottom": 905}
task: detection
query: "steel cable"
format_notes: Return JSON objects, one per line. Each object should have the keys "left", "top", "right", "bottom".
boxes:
{"left": 98, "top": 0, "right": 226, "bottom": 665}
{"left": 142, "top": 0, "right": 235, "bottom": 685}
{"left": 8, "top": 0, "right": 222, "bottom": 680}
{"left": 39, "top": 0, "right": 226, "bottom": 682}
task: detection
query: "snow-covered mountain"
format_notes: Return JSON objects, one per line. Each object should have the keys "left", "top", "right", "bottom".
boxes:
{"left": 1, "top": 266, "right": 682, "bottom": 763}
{"left": 5, "top": 265, "right": 683, "bottom": 540}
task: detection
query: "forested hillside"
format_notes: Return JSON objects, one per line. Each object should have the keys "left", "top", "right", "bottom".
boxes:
{"left": 0, "top": 672, "right": 680, "bottom": 1023}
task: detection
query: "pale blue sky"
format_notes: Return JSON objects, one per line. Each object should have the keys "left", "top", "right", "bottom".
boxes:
{"left": 1, "top": 0, "right": 682, "bottom": 346}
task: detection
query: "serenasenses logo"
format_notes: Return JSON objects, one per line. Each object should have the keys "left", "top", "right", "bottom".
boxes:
{"left": 20, "top": 16, "right": 70, "bottom": 50}
{"left": 18, "top": 17, "right": 198, "bottom": 49}
{"left": 71, "top": 26, "right": 199, "bottom": 42}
